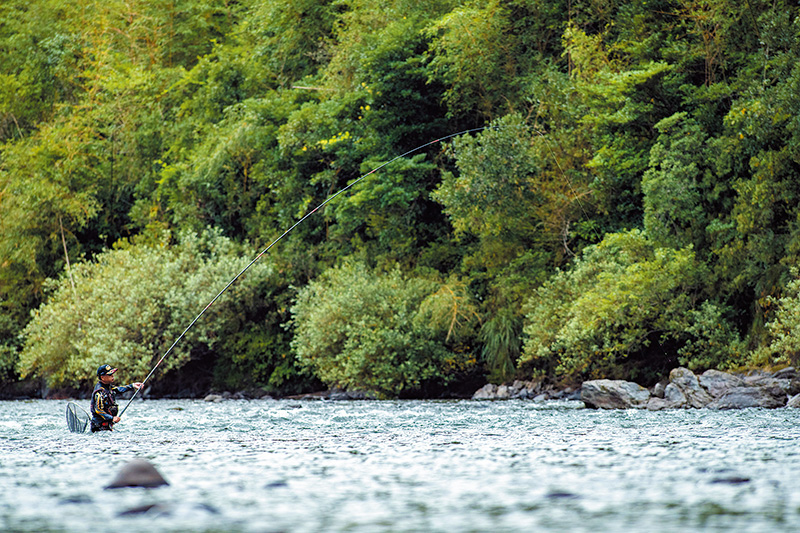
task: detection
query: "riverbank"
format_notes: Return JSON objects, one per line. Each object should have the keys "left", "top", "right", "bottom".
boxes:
{"left": 7, "top": 366, "right": 800, "bottom": 410}
{"left": 473, "top": 366, "right": 800, "bottom": 410}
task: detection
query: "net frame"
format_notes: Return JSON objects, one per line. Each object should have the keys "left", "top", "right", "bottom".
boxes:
{"left": 66, "top": 402, "right": 90, "bottom": 433}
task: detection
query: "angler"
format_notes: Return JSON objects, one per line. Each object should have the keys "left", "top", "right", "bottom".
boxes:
{"left": 91, "top": 365, "right": 142, "bottom": 432}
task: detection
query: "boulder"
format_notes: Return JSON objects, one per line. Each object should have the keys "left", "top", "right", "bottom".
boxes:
{"left": 105, "top": 459, "right": 169, "bottom": 489}
{"left": 782, "top": 379, "right": 800, "bottom": 397}
{"left": 581, "top": 380, "right": 651, "bottom": 409}
{"left": 646, "top": 397, "right": 673, "bottom": 411}
{"left": 698, "top": 369, "right": 744, "bottom": 398}
{"left": 787, "top": 393, "right": 800, "bottom": 408}
{"left": 472, "top": 384, "right": 497, "bottom": 400}
{"left": 669, "top": 367, "right": 713, "bottom": 408}
{"left": 707, "top": 385, "right": 787, "bottom": 409}
{"left": 741, "top": 373, "right": 800, "bottom": 397}
{"left": 773, "top": 367, "right": 797, "bottom": 380}
{"left": 663, "top": 383, "right": 687, "bottom": 407}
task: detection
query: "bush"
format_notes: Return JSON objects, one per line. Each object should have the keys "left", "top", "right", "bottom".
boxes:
{"left": 520, "top": 230, "right": 741, "bottom": 382}
{"left": 18, "top": 229, "right": 274, "bottom": 390}
{"left": 290, "top": 261, "right": 478, "bottom": 397}
{"left": 750, "top": 271, "right": 800, "bottom": 368}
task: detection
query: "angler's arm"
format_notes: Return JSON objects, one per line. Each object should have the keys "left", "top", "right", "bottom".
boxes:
{"left": 113, "top": 382, "right": 143, "bottom": 395}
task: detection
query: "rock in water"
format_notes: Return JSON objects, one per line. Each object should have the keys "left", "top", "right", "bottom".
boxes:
{"left": 707, "top": 385, "right": 786, "bottom": 410}
{"left": 581, "top": 380, "right": 651, "bottom": 409}
{"left": 669, "top": 367, "right": 713, "bottom": 408}
{"left": 787, "top": 393, "right": 800, "bottom": 408}
{"left": 105, "top": 459, "right": 169, "bottom": 489}
{"left": 698, "top": 369, "right": 744, "bottom": 398}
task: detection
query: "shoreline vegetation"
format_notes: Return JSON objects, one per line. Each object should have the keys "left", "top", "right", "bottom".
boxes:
{"left": 3, "top": 1, "right": 800, "bottom": 399}
{"left": 14, "top": 366, "right": 800, "bottom": 412}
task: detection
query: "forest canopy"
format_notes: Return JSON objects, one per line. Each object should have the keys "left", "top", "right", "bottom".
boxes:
{"left": 2, "top": 0, "right": 800, "bottom": 398}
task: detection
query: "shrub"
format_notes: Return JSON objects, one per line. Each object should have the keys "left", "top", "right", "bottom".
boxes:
{"left": 290, "top": 261, "right": 478, "bottom": 397}
{"left": 18, "top": 229, "right": 273, "bottom": 390}
{"left": 520, "top": 230, "right": 741, "bottom": 382}
{"left": 750, "top": 271, "right": 800, "bottom": 368}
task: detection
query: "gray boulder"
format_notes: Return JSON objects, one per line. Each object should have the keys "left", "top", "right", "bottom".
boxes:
{"left": 707, "top": 385, "right": 787, "bottom": 409}
{"left": 669, "top": 367, "right": 713, "bottom": 408}
{"left": 698, "top": 369, "right": 744, "bottom": 398}
{"left": 664, "top": 383, "right": 687, "bottom": 407}
{"left": 646, "top": 397, "right": 674, "bottom": 411}
{"left": 787, "top": 393, "right": 800, "bottom": 408}
{"left": 472, "top": 384, "right": 497, "bottom": 400}
{"left": 742, "top": 373, "right": 800, "bottom": 397}
{"left": 106, "top": 459, "right": 169, "bottom": 489}
{"left": 581, "top": 380, "right": 651, "bottom": 409}
{"left": 773, "top": 367, "right": 797, "bottom": 380}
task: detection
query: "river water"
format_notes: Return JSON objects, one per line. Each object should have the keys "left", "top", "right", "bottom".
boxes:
{"left": 2, "top": 399, "right": 799, "bottom": 532}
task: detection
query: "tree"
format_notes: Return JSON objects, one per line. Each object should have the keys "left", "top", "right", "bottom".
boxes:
{"left": 642, "top": 112, "right": 709, "bottom": 250}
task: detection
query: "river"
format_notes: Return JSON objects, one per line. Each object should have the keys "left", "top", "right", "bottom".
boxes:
{"left": 1, "top": 399, "right": 799, "bottom": 532}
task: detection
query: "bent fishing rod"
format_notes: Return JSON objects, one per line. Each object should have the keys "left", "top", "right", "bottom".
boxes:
{"left": 119, "top": 126, "right": 493, "bottom": 417}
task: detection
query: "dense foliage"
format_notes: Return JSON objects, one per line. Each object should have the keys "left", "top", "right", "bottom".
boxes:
{"left": 2, "top": 0, "right": 800, "bottom": 397}
{"left": 291, "top": 261, "right": 477, "bottom": 397}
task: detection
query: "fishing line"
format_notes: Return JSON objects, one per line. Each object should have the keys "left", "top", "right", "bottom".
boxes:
{"left": 118, "top": 126, "right": 494, "bottom": 417}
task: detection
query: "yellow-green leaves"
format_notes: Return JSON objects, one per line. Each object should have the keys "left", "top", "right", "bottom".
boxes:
{"left": 521, "top": 230, "right": 740, "bottom": 381}
{"left": 18, "top": 229, "right": 273, "bottom": 389}
{"left": 290, "top": 261, "right": 476, "bottom": 397}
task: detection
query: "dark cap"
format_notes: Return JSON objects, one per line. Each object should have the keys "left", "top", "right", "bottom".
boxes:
{"left": 97, "top": 364, "right": 118, "bottom": 377}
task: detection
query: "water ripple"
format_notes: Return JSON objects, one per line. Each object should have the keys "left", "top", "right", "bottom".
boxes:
{"left": 2, "top": 400, "right": 800, "bottom": 532}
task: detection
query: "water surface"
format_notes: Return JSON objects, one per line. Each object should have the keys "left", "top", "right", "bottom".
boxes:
{"left": 2, "top": 399, "right": 799, "bottom": 532}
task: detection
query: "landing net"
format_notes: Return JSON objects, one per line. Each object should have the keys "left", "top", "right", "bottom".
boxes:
{"left": 66, "top": 402, "right": 90, "bottom": 433}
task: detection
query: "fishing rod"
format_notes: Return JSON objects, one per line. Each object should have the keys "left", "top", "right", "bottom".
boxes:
{"left": 118, "top": 126, "right": 494, "bottom": 417}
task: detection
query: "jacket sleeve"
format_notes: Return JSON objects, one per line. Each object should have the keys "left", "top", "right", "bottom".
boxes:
{"left": 113, "top": 384, "right": 135, "bottom": 395}
{"left": 92, "top": 390, "right": 114, "bottom": 423}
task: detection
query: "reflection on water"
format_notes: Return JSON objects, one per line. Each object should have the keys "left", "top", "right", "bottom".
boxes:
{"left": 1, "top": 399, "right": 799, "bottom": 532}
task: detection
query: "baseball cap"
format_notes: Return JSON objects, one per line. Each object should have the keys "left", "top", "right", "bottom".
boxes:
{"left": 97, "top": 364, "right": 118, "bottom": 377}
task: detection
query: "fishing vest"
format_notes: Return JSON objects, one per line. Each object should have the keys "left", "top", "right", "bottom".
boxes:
{"left": 90, "top": 382, "right": 118, "bottom": 431}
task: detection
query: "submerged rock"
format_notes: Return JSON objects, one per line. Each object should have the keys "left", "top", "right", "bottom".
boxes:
{"left": 581, "top": 380, "right": 650, "bottom": 409}
{"left": 118, "top": 503, "right": 167, "bottom": 516}
{"left": 105, "top": 459, "right": 169, "bottom": 489}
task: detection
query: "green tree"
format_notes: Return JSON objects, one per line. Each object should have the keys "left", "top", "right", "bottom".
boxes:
{"left": 752, "top": 270, "right": 800, "bottom": 368}
{"left": 642, "top": 112, "right": 709, "bottom": 250}
{"left": 520, "top": 230, "right": 740, "bottom": 383}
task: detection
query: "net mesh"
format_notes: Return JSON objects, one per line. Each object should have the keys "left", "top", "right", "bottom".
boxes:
{"left": 66, "top": 402, "right": 89, "bottom": 433}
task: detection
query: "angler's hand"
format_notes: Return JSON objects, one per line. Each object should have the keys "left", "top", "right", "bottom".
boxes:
{"left": 133, "top": 382, "right": 143, "bottom": 390}
{"left": 113, "top": 416, "right": 121, "bottom": 423}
